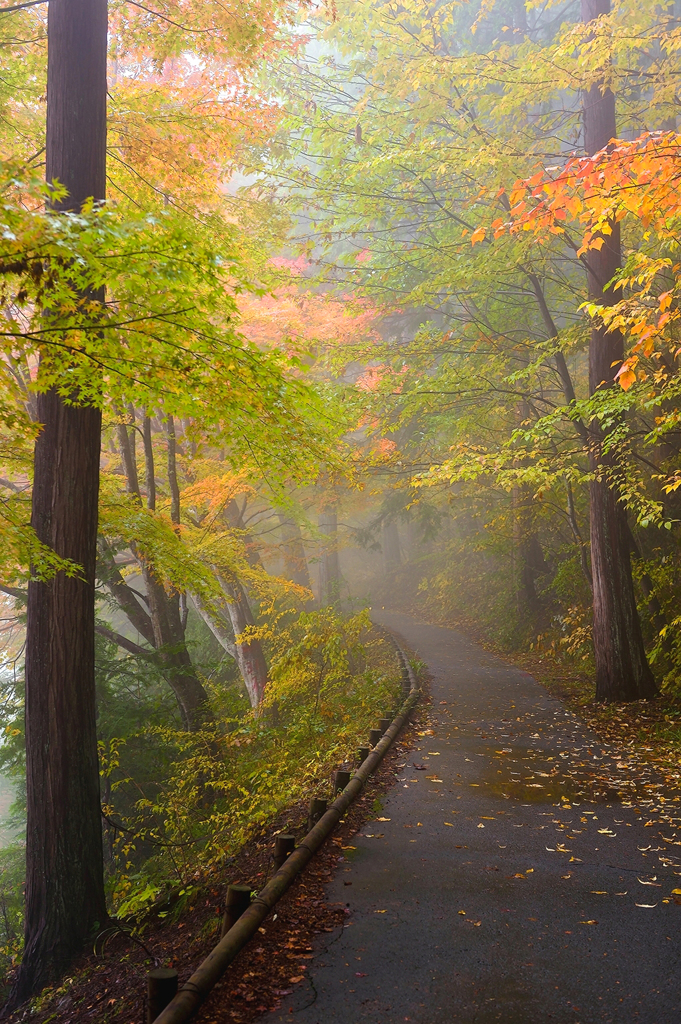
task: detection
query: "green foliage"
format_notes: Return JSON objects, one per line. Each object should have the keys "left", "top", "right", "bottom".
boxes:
{"left": 97, "top": 612, "right": 400, "bottom": 923}
{"left": 0, "top": 845, "right": 24, "bottom": 980}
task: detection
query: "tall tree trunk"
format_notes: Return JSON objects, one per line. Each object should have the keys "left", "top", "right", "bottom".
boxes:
{"left": 9, "top": 0, "right": 109, "bottom": 1006}
{"left": 582, "top": 0, "right": 657, "bottom": 700}
{"left": 318, "top": 509, "right": 341, "bottom": 606}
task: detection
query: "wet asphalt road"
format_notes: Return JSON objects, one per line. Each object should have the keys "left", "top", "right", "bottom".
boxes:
{"left": 259, "top": 611, "right": 681, "bottom": 1024}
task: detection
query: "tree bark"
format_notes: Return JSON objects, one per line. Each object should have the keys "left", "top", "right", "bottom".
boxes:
{"left": 143, "top": 415, "right": 156, "bottom": 510}
{"left": 217, "top": 574, "right": 268, "bottom": 708}
{"left": 9, "top": 0, "right": 109, "bottom": 1005}
{"left": 143, "top": 567, "right": 213, "bottom": 729}
{"left": 191, "top": 592, "right": 238, "bottom": 661}
{"left": 582, "top": 0, "right": 657, "bottom": 700}
{"left": 166, "top": 415, "right": 181, "bottom": 526}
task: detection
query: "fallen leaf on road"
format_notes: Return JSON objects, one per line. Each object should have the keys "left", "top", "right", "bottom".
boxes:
{"left": 458, "top": 910, "right": 466, "bottom": 915}
{"left": 477, "top": 823, "right": 485, "bottom": 828}
{"left": 426, "top": 776, "right": 444, "bottom": 782}
{"left": 580, "top": 920, "right": 598, "bottom": 925}
{"left": 444, "top": 822, "right": 454, "bottom": 826}
{"left": 376, "top": 817, "right": 391, "bottom": 822}
{"left": 468, "top": 920, "right": 481, "bottom": 927}
{"left": 374, "top": 910, "right": 387, "bottom": 914}
{"left": 289, "top": 976, "right": 305, "bottom": 984}
{"left": 569, "top": 856, "right": 583, "bottom": 863}
{"left": 671, "top": 888, "right": 681, "bottom": 895}
{"left": 637, "top": 878, "right": 661, "bottom": 886}
{"left": 355, "top": 973, "right": 367, "bottom": 977}
{"left": 591, "top": 891, "right": 608, "bottom": 895}
{"left": 635, "top": 903, "right": 658, "bottom": 908}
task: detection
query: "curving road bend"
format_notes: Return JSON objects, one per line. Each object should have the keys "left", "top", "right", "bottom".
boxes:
{"left": 259, "top": 611, "right": 681, "bottom": 1024}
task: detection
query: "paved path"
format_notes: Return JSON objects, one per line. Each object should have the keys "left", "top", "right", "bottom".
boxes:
{"left": 260, "top": 612, "right": 681, "bottom": 1023}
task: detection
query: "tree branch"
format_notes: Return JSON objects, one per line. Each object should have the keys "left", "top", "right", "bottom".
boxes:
{"left": 95, "top": 623, "right": 152, "bottom": 658}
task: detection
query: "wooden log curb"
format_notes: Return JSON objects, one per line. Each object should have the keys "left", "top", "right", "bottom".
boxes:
{"left": 151, "top": 632, "right": 420, "bottom": 1024}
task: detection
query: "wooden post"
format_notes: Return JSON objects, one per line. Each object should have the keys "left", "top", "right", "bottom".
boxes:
{"left": 308, "top": 797, "right": 327, "bottom": 831}
{"left": 273, "top": 834, "right": 296, "bottom": 871}
{"left": 334, "top": 769, "right": 351, "bottom": 794}
{"left": 379, "top": 718, "right": 391, "bottom": 735}
{"left": 369, "top": 729, "right": 382, "bottom": 747}
{"left": 148, "top": 968, "right": 179, "bottom": 1024}
{"left": 358, "top": 746, "right": 370, "bottom": 765}
{"left": 220, "top": 884, "right": 252, "bottom": 939}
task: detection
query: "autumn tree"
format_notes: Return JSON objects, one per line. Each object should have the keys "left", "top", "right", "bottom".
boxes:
{"left": 8, "top": 0, "right": 109, "bottom": 1006}
{"left": 580, "top": 0, "right": 656, "bottom": 699}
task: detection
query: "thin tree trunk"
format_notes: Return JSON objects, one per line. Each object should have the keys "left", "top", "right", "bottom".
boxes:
{"left": 582, "top": 0, "right": 657, "bottom": 700}
{"left": 116, "top": 406, "right": 139, "bottom": 496}
{"left": 191, "top": 592, "right": 238, "bottom": 661}
{"left": 143, "top": 415, "right": 156, "bottom": 510}
{"left": 107, "top": 420, "right": 212, "bottom": 729}
{"left": 166, "top": 415, "right": 180, "bottom": 525}
{"left": 143, "top": 568, "right": 212, "bottom": 729}
{"left": 9, "top": 0, "right": 109, "bottom": 1005}
{"left": 318, "top": 509, "right": 341, "bottom": 606}
{"left": 513, "top": 486, "right": 545, "bottom": 618}
{"left": 277, "top": 513, "right": 312, "bottom": 589}
{"left": 141, "top": 416, "right": 211, "bottom": 729}
{"left": 217, "top": 574, "right": 268, "bottom": 707}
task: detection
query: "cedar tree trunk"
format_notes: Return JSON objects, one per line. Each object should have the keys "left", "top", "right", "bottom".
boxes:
{"left": 9, "top": 0, "right": 109, "bottom": 1006}
{"left": 582, "top": 0, "right": 657, "bottom": 700}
